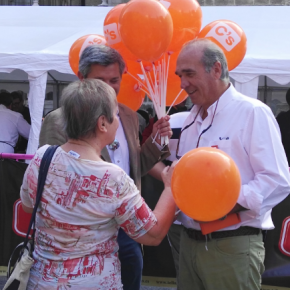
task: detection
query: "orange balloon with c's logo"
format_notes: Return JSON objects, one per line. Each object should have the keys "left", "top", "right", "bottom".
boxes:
{"left": 103, "top": 4, "right": 139, "bottom": 62}
{"left": 198, "top": 20, "right": 247, "bottom": 71}
{"left": 69, "top": 34, "right": 107, "bottom": 75}
{"left": 117, "top": 73, "right": 144, "bottom": 111}
{"left": 160, "top": 0, "right": 202, "bottom": 53}
{"left": 119, "top": 0, "right": 173, "bottom": 62}
{"left": 172, "top": 147, "right": 241, "bottom": 222}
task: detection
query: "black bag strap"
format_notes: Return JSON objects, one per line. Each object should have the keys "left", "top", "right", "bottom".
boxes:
{"left": 23, "top": 145, "right": 59, "bottom": 248}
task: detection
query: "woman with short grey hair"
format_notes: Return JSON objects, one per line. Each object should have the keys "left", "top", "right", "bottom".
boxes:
{"left": 61, "top": 79, "right": 117, "bottom": 140}
{"left": 21, "top": 79, "right": 177, "bottom": 289}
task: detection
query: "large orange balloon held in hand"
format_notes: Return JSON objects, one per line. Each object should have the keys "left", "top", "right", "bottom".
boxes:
{"left": 117, "top": 73, "right": 144, "bottom": 111}
{"left": 69, "top": 35, "right": 107, "bottom": 75}
{"left": 172, "top": 147, "right": 241, "bottom": 222}
{"left": 198, "top": 20, "right": 247, "bottom": 71}
{"left": 119, "top": 0, "right": 173, "bottom": 62}
{"left": 160, "top": 0, "right": 202, "bottom": 53}
{"left": 103, "top": 4, "right": 139, "bottom": 62}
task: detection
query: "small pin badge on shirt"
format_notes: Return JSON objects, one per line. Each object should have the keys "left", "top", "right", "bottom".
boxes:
{"left": 219, "top": 137, "right": 229, "bottom": 140}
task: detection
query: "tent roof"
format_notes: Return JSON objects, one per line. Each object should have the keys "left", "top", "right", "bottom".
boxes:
{"left": 0, "top": 6, "right": 289, "bottom": 80}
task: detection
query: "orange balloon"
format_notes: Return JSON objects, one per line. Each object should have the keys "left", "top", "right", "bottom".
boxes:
{"left": 117, "top": 73, "right": 145, "bottom": 111}
{"left": 160, "top": 0, "right": 202, "bottom": 53}
{"left": 119, "top": 0, "right": 173, "bottom": 62}
{"left": 103, "top": 4, "right": 139, "bottom": 62}
{"left": 126, "top": 60, "right": 154, "bottom": 76}
{"left": 198, "top": 20, "right": 247, "bottom": 71}
{"left": 69, "top": 34, "right": 107, "bottom": 75}
{"left": 172, "top": 147, "right": 241, "bottom": 222}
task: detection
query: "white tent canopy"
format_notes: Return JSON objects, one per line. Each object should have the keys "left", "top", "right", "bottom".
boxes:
{"left": 0, "top": 6, "right": 289, "bottom": 155}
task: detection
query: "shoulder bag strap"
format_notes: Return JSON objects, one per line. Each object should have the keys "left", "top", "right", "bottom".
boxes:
{"left": 23, "top": 145, "right": 59, "bottom": 248}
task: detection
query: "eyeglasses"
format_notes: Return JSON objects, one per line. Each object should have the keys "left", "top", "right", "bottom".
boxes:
{"left": 176, "top": 99, "right": 219, "bottom": 160}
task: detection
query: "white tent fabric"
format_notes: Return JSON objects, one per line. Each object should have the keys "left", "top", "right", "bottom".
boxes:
{"left": 0, "top": 6, "right": 290, "bottom": 155}
{"left": 235, "top": 77, "right": 259, "bottom": 99}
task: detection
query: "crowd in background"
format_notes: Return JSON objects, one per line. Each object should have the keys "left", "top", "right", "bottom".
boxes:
{"left": 0, "top": 90, "right": 30, "bottom": 154}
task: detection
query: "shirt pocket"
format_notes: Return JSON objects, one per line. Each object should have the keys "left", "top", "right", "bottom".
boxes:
{"left": 211, "top": 139, "right": 232, "bottom": 156}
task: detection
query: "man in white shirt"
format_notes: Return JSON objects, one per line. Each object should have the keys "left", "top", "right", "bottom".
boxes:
{"left": 0, "top": 92, "right": 30, "bottom": 153}
{"left": 174, "top": 39, "right": 290, "bottom": 290}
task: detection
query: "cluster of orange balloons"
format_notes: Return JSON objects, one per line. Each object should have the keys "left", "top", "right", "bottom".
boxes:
{"left": 103, "top": 0, "right": 203, "bottom": 109}
{"left": 171, "top": 147, "right": 241, "bottom": 222}
{"left": 69, "top": 0, "right": 247, "bottom": 111}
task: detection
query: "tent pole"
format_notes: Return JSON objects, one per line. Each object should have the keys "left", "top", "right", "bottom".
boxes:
{"left": 264, "top": 76, "right": 267, "bottom": 104}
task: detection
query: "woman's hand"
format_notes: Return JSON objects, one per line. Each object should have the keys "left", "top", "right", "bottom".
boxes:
{"left": 161, "top": 160, "right": 178, "bottom": 188}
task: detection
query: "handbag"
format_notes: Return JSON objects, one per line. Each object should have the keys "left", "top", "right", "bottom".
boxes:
{"left": 3, "top": 145, "right": 59, "bottom": 290}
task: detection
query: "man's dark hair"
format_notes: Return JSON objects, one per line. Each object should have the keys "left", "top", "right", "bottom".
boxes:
{"left": 0, "top": 92, "right": 13, "bottom": 107}
{"left": 79, "top": 45, "right": 126, "bottom": 78}
{"left": 286, "top": 88, "right": 290, "bottom": 106}
{"left": 11, "top": 91, "right": 23, "bottom": 101}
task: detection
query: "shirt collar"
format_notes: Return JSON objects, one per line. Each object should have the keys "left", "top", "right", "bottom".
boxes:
{"left": 189, "top": 82, "right": 235, "bottom": 118}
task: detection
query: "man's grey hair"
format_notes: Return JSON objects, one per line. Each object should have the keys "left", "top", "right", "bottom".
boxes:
{"left": 79, "top": 45, "right": 126, "bottom": 78}
{"left": 61, "top": 79, "right": 117, "bottom": 140}
{"left": 183, "top": 39, "right": 229, "bottom": 82}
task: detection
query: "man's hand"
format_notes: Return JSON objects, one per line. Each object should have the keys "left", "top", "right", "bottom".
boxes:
{"left": 161, "top": 160, "right": 178, "bottom": 188}
{"left": 151, "top": 115, "right": 173, "bottom": 145}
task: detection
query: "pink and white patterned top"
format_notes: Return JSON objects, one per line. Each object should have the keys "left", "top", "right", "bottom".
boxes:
{"left": 20, "top": 145, "right": 157, "bottom": 290}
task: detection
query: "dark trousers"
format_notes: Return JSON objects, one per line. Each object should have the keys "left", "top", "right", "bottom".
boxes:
{"left": 117, "top": 228, "right": 143, "bottom": 290}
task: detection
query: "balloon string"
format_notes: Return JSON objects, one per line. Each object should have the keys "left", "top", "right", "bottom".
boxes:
{"left": 126, "top": 71, "right": 150, "bottom": 95}
{"left": 140, "top": 61, "right": 158, "bottom": 115}
{"left": 148, "top": 67, "right": 155, "bottom": 94}
{"left": 152, "top": 129, "right": 159, "bottom": 143}
{"left": 127, "top": 71, "right": 149, "bottom": 95}
{"left": 140, "top": 87, "right": 151, "bottom": 96}
{"left": 166, "top": 89, "right": 184, "bottom": 115}
{"left": 139, "top": 58, "right": 169, "bottom": 146}
{"left": 149, "top": 62, "right": 161, "bottom": 118}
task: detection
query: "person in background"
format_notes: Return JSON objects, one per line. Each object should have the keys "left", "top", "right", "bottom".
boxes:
{"left": 11, "top": 91, "right": 31, "bottom": 153}
{"left": 174, "top": 38, "right": 290, "bottom": 290}
{"left": 0, "top": 91, "right": 30, "bottom": 153}
{"left": 11, "top": 91, "right": 31, "bottom": 124}
{"left": 39, "top": 45, "right": 173, "bottom": 290}
{"left": 21, "top": 79, "right": 177, "bottom": 290}
{"left": 136, "top": 109, "right": 150, "bottom": 143}
{"left": 276, "top": 88, "right": 290, "bottom": 166}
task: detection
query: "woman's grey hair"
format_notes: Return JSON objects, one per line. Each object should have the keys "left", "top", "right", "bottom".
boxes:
{"left": 183, "top": 39, "right": 229, "bottom": 82}
{"left": 79, "top": 45, "right": 126, "bottom": 78}
{"left": 61, "top": 79, "right": 117, "bottom": 140}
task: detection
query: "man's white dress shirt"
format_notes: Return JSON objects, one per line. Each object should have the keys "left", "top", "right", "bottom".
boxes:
{"left": 0, "top": 104, "right": 30, "bottom": 153}
{"left": 178, "top": 84, "right": 290, "bottom": 231}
